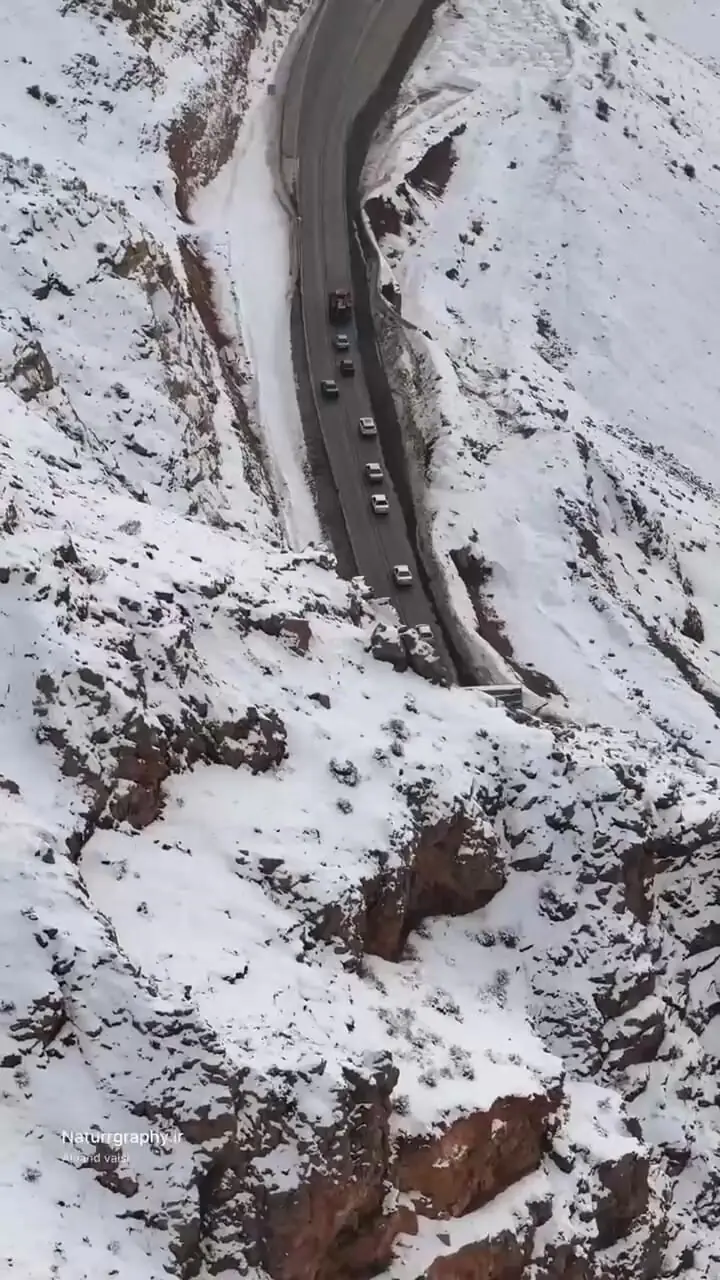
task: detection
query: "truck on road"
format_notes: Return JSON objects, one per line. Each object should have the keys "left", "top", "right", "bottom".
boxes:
{"left": 328, "top": 289, "right": 352, "bottom": 324}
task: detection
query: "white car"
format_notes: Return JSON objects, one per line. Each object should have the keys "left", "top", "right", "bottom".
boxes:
{"left": 393, "top": 564, "right": 413, "bottom": 587}
{"left": 358, "top": 416, "right": 377, "bottom": 438}
{"left": 416, "top": 624, "right": 433, "bottom": 640}
{"left": 371, "top": 493, "right": 390, "bottom": 515}
{"left": 364, "top": 463, "right": 383, "bottom": 484}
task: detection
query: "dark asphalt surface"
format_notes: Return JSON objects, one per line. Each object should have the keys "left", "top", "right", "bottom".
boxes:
{"left": 281, "top": 0, "right": 449, "bottom": 642}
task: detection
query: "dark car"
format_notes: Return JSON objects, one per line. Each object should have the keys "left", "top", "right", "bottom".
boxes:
{"left": 338, "top": 358, "right": 355, "bottom": 378}
{"left": 320, "top": 379, "right": 339, "bottom": 399}
{"left": 333, "top": 333, "right": 350, "bottom": 352}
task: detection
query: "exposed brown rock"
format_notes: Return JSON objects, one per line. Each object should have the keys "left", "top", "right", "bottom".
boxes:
{"left": 365, "top": 811, "right": 507, "bottom": 961}
{"left": 279, "top": 617, "right": 312, "bottom": 655}
{"left": 166, "top": 21, "right": 256, "bottom": 219}
{"left": 595, "top": 1151, "right": 650, "bottom": 1247}
{"left": 424, "top": 1227, "right": 532, "bottom": 1280}
{"left": 365, "top": 192, "right": 404, "bottom": 239}
{"left": 395, "top": 1091, "right": 560, "bottom": 1218}
{"left": 244, "top": 1059, "right": 401, "bottom": 1280}
{"left": 251, "top": 613, "right": 313, "bottom": 654}
{"left": 330, "top": 1204, "right": 418, "bottom": 1278}
{"left": 406, "top": 124, "right": 466, "bottom": 198}
{"left": 621, "top": 843, "right": 655, "bottom": 923}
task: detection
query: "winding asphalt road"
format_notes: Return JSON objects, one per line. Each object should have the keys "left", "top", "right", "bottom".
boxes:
{"left": 280, "top": 0, "right": 450, "bottom": 652}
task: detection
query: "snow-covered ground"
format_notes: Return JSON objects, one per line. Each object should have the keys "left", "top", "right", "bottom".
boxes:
{"left": 1, "top": 0, "right": 720, "bottom": 1277}
{"left": 193, "top": 81, "right": 321, "bottom": 550}
{"left": 365, "top": 0, "right": 720, "bottom": 756}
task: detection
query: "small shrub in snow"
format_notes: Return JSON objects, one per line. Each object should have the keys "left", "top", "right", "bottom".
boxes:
{"left": 329, "top": 758, "right": 359, "bottom": 787}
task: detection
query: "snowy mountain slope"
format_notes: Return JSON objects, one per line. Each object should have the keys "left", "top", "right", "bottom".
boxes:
{"left": 2, "top": 0, "right": 720, "bottom": 1278}
{"left": 363, "top": 0, "right": 720, "bottom": 752}
{"left": 4, "top": 380, "right": 720, "bottom": 1275}
{"left": 0, "top": 0, "right": 310, "bottom": 536}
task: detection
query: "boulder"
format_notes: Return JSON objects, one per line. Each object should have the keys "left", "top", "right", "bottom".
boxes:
{"left": 279, "top": 616, "right": 312, "bottom": 655}
{"left": 401, "top": 627, "right": 446, "bottom": 685}
{"left": 395, "top": 1090, "right": 561, "bottom": 1218}
{"left": 369, "top": 621, "right": 408, "bottom": 672}
{"left": 9, "top": 339, "right": 55, "bottom": 401}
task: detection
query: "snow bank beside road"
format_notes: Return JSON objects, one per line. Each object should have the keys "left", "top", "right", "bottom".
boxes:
{"left": 194, "top": 29, "right": 322, "bottom": 551}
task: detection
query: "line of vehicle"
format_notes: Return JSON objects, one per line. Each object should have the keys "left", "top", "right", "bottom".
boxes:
{"left": 314, "top": 3, "right": 398, "bottom": 585}
{"left": 285, "top": 0, "right": 456, "bottom": 678}
{"left": 310, "top": 2, "right": 425, "bottom": 599}
{"left": 297, "top": 1, "right": 392, "bottom": 585}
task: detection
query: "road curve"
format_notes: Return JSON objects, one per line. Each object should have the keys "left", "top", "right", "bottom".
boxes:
{"left": 281, "top": 0, "right": 453, "bottom": 660}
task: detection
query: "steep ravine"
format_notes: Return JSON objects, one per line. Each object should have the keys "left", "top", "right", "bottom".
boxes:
{"left": 1, "top": 1, "right": 719, "bottom": 1278}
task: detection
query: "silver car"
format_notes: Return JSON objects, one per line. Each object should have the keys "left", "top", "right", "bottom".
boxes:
{"left": 392, "top": 564, "right": 413, "bottom": 587}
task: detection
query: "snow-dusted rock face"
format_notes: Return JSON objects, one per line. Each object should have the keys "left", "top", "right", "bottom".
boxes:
{"left": 1, "top": 0, "right": 720, "bottom": 1279}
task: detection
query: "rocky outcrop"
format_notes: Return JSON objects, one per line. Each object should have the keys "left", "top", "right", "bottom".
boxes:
{"left": 603, "top": 1003, "right": 665, "bottom": 1071}
{"left": 368, "top": 621, "right": 446, "bottom": 683}
{"left": 182, "top": 1068, "right": 566, "bottom": 1280}
{"left": 7, "top": 988, "right": 68, "bottom": 1050}
{"left": 401, "top": 626, "right": 447, "bottom": 684}
{"left": 594, "top": 1151, "right": 650, "bottom": 1248}
{"left": 424, "top": 1228, "right": 533, "bottom": 1280}
{"left": 620, "top": 843, "right": 655, "bottom": 923}
{"left": 110, "top": 705, "right": 287, "bottom": 829}
{"left": 308, "top": 805, "right": 507, "bottom": 964}
{"left": 395, "top": 1092, "right": 561, "bottom": 1218}
{"left": 198, "top": 1056, "right": 404, "bottom": 1280}
{"left": 364, "top": 810, "right": 507, "bottom": 961}
{"left": 7, "top": 338, "right": 55, "bottom": 401}
{"left": 249, "top": 613, "right": 313, "bottom": 655}
{"left": 531, "top": 1243, "right": 592, "bottom": 1279}
{"left": 41, "top": 702, "right": 288, "bottom": 841}
{"left": 369, "top": 621, "right": 409, "bottom": 672}
{"left": 592, "top": 972, "right": 655, "bottom": 1022}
